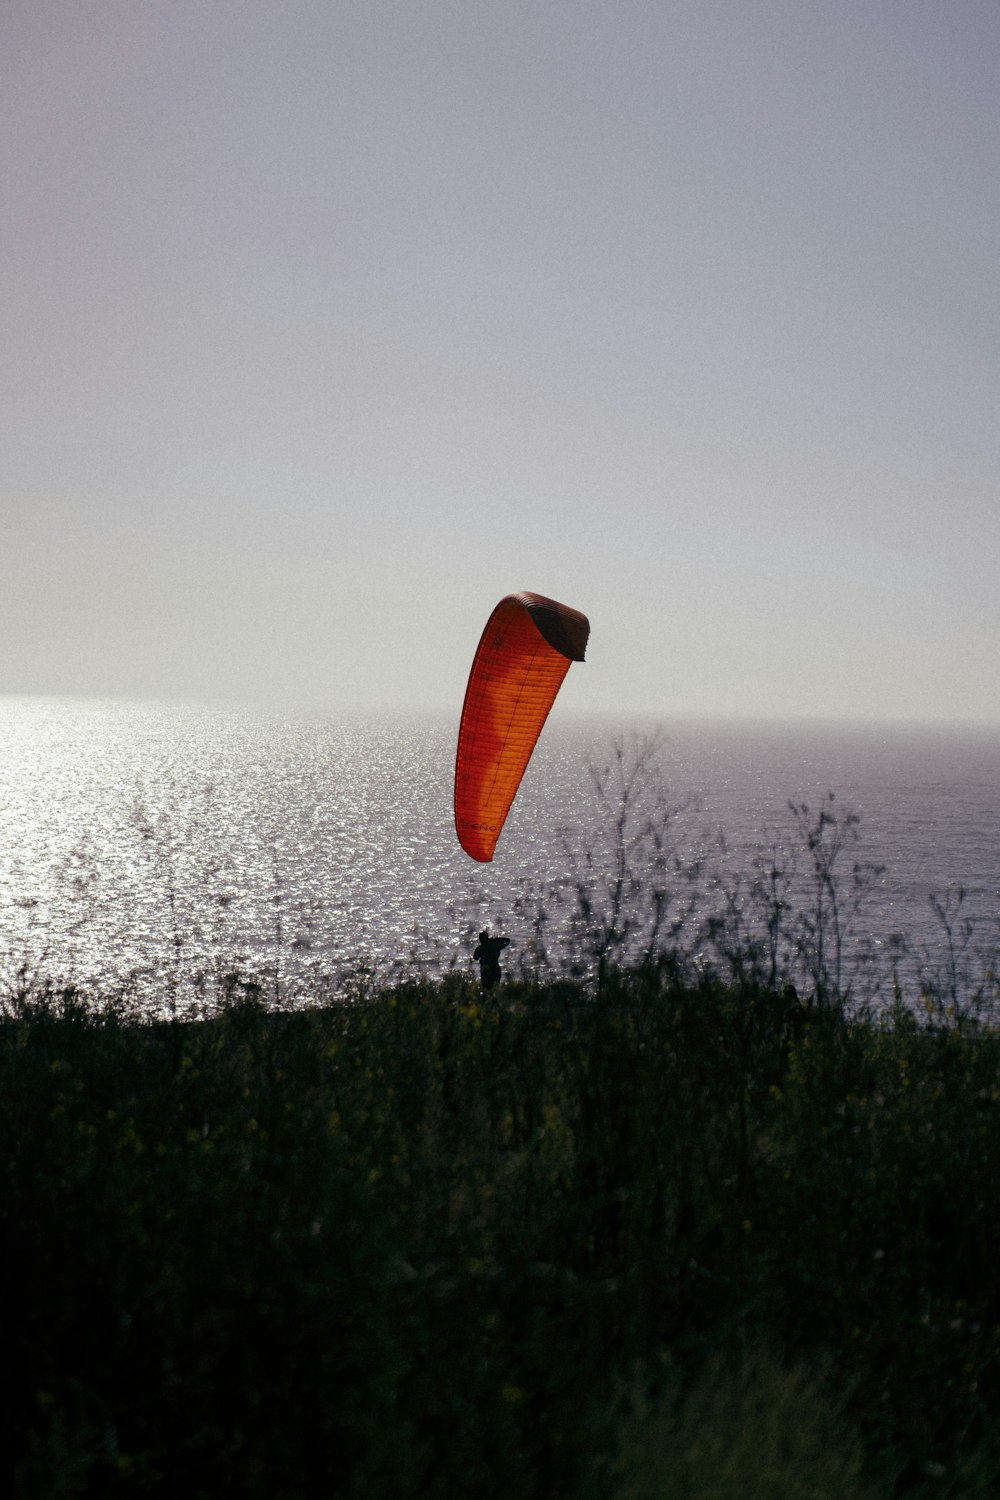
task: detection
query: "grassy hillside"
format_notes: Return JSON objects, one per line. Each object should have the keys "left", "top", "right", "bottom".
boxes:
{"left": 3, "top": 964, "right": 1000, "bottom": 1498}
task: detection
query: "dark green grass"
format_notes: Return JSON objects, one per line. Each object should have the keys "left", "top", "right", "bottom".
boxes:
{"left": 3, "top": 970, "right": 1000, "bottom": 1497}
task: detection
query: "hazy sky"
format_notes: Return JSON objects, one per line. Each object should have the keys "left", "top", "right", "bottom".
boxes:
{"left": 3, "top": 0, "right": 998, "bottom": 722}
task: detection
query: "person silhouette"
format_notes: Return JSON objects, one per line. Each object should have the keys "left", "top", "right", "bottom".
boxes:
{"left": 473, "top": 930, "right": 510, "bottom": 990}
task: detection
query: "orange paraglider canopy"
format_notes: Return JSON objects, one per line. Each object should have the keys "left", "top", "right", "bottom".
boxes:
{"left": 454, "top": 591, "right": 590, "bottom": 862}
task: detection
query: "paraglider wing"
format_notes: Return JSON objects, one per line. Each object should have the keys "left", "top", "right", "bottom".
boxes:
{"left": 454, "top": 591, "right": 590, "bottom": 862}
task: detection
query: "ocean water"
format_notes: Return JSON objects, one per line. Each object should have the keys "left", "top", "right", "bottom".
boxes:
{"left": 0, "top": 697, "right": 997, "bottom": 1009}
